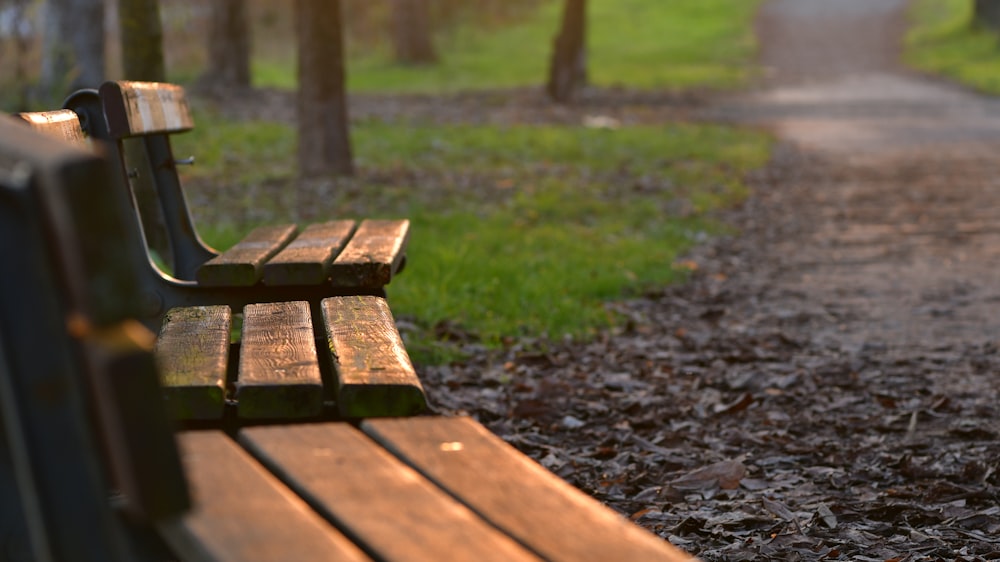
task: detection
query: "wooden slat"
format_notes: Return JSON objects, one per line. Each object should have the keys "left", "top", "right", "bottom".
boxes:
{"left": 262, "top": 220, "right": 357, "bottom": 286}
{"left": 236, "top": 301, "right": 323, "bottom": 418}
{"left": 239, "top": 423, "right": 537, "bottom": 562}
{"left": 363, "top": 417, "right": 696, "bottom": 562}
{"left": 99, "top": 80, "right": 194, "bottom": 138}
{"left": 160, "top": 431, "right": 369, "bottom": 562}
{"left": 197, "top": 224, "right": 298, "bottom": 286}
{"left": 321, "top": 296, "right": 426, "bottom": 417}
{"left": 154, "top": 306, "right": 231, "bottom": 420}
{"left": 329, "top": 219, "right": 410, "bottom": 288}
{"left": 14, "top": 110, "right": 87, "bottom": 146}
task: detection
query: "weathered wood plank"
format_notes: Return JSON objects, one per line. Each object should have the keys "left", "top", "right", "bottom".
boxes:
{"left": 236, "top": 301, "right": 323, "bottom": 418}
{"left": 321, "top": 296, "right": 426, "bottom": 417}
{"left": 14, "top": 110, "right": 87, "bottom": 146}
{"left": 329, "top": 219, "right": 409, "bottom": 287}
{"left": 154, "top": 306, "right": 231, "bottom": 420}
{"left": 99, "top": 81, "right": 195, "bottom": 138}
{"left": 239, "top": 423, "right": 536, "bottom": 562}
{"left": 197, "top": 224, "right": 298, "bottom": 286}
{"left": 363, "top": 417, "right": 695, "bottom": 562}
{"left": 262, "top": 220, "right": 356, "bottom": 286}
{"left": 160, "top": 431, "right": 369, "bottom": 562}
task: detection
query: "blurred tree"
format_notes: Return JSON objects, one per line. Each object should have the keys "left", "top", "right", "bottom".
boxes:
{"left": 39, "top": 0, "right": 104, "bottom": 99}
{"left": 6, "top": 0, "right": 32, "bottom": 109}
{"left": 118, "top": 0, "right": 172, "bottom": 267}
{"left": 546, "top": 0, "right": 586, "bottom": 103}
{"left": 201, "top": 0, "right": 251, "bottom": 90}
{"left": 119, "top": 0, "right": 165, "bottom": 81}
{"left": 298, "top": 0, "right": 354, "bottom": 176}
{"left": 974, "top": 0, "right": 1000, "bottom": 30}
{"left": 391, "top": 0, "right": 437, "bottom": 65}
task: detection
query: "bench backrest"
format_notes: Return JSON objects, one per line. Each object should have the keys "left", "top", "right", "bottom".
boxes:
{"left": 100, "top": 81, "right": 194, "bottom": 139}
{"left": 0, "top": 117, "right": 189, "bottom": 560}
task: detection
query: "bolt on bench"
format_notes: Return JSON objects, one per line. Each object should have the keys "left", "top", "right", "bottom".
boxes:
{"left": 17, "top": 99, "right": 425, "bottom": 421}
{"left": 1, "top": 119, "right": 694, "bottom": 561}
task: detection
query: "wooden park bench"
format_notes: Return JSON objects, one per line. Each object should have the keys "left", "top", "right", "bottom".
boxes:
{"left": 0, "top": 117, "right": 694, "bottom": 561}
{"left": 58, "top": 80, "right": 408, "bottom": 327}
{"left": 15, "top": 107, "right": 425, "bottom": 420}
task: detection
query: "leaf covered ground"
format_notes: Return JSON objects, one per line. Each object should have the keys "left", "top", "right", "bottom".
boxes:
{"left": 421, "top": 147, "right": 1000, "bottom": 560}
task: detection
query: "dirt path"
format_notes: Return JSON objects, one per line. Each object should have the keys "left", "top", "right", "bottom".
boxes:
{"left": 714, "top": 0, "right": 1000, "bottom": 354}
{"left": 426, "top": 1, "right": 1000, "bottom": 559}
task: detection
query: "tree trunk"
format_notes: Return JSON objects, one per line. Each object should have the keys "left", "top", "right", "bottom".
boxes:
{"left": 118, "top": 0, "right": 166, "bottom": 81}
{"left": 202, "top": 0, "right": 251, "bottom": 90}
{"left": 39, "top": 0, "right": 105, "bottom": 100}
{"left": 974, "top": 0, "right": 1000, "bottom": 30}
{"left": 9, "top": 0, "right": 32, "bottom": 110}
{"left": 297, "top": 0, "right": 354, "bottom": 177}
{"left": 546, "top": 0, "right": 587, "bottom": 104}
{"left": 117, "top": 0, "right": 172, "bottom": 269}
{"left": 391, "top": 0, "right": 437, "bottom": 65}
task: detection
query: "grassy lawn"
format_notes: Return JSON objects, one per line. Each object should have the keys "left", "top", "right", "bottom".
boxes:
{"left": 906, "top": 0, "right": 1000, "bottom": 93}
{"left": 252, "top": 0, "right": 760, "bottom": 92}
{"left": 159, "top": 0, "right": 771, "bottom": 364}
{"left": 177, "top": 115, "right": 770, "bottom": 364}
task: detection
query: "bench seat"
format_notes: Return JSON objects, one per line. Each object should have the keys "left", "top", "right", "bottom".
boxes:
{"left": 155, "top": 296, "right": 426, "bottom": 420}
{"left": 196, "top": 218, "right": 409, "bottom": 289}
{"left": 164, "top": 417, "right": 693, "bottom": 562}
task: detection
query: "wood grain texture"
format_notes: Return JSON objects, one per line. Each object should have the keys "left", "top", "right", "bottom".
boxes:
{"left": 196, "top": 224, "right": 298, "bottom": 286}
{"left": 160, "top": 431, "right": 369, "bottom": 562}
{"left": 329, "top": 219, "right": 409, "bottom": 288}
{"left": 239, "top": 423, "right": 536, "bottom": 562}
{"left": 363, "top": 417, "right": 696, "bottom": 562}
{"left": 236, "top": 301, "right": 323, "bottom": 418}
{"left": 321, "top": 296, "right": 426, "bottom": 417}
{"left": 14, "top": 110, "right": 88, "bottom": 146}
{"left": 154, "top": 306, "right": 231, "bottom": 420}
{"left": 262, "top": 220, "right": 356, "bottom": 286}
{"left": 99, "top": 81, "right": 195, "bottom": 138}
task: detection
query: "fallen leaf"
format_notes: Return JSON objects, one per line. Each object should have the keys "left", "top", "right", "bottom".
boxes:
{"left": 816, "top": 503, "right": 837, "bottom": 529}
{"left": 714, "top": 392, "right": 755, "bottom": 415}
{"left": 668, "top": 458, "right": 746, "bottom": 492}
{"left": 762, "top": 497, "right": 804, "bottom": 535}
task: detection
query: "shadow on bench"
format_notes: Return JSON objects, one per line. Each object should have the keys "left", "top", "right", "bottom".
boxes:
{"left": 1, "top": 116, "right": 694, "bottom": 561}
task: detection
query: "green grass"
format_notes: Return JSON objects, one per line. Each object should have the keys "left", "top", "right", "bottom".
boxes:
{"left": 253, "top": 0, "right": 761, "bottom": 92}
{"left": 176, "top": 115, "right": 771, "bottom": 363}
{"left": 906, "top": 0, "right": 1000, "bottom": 93}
